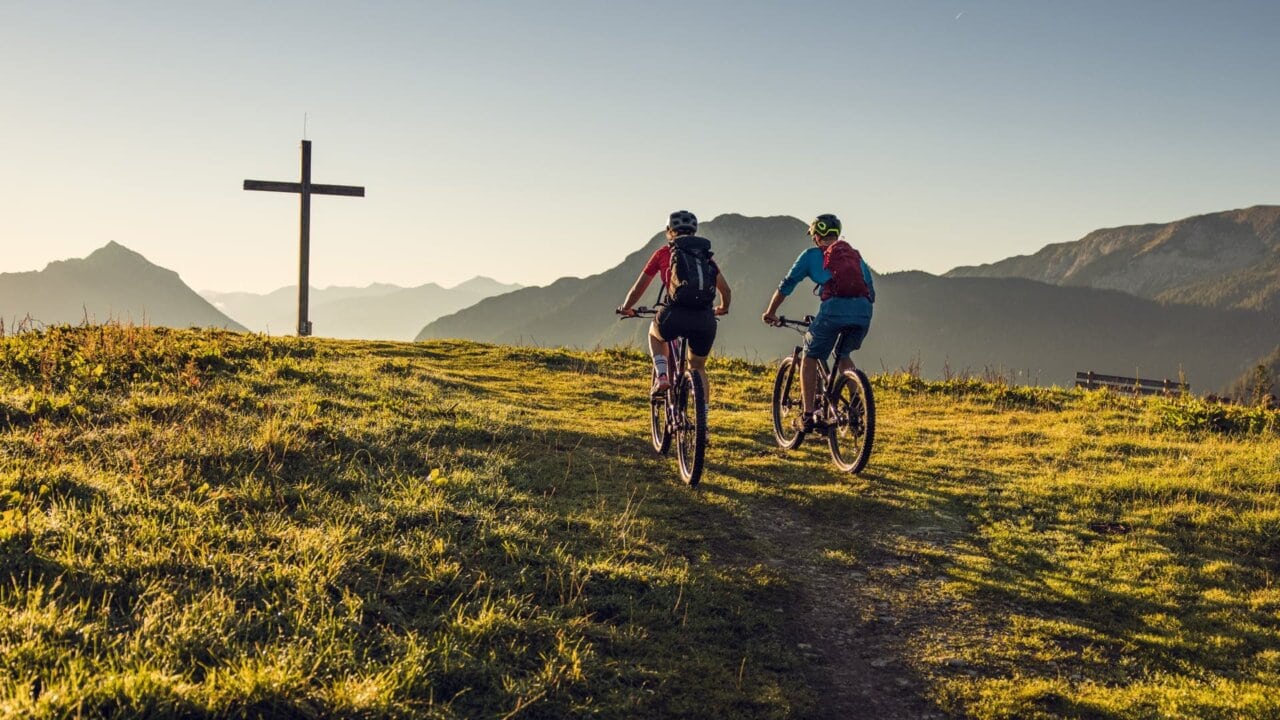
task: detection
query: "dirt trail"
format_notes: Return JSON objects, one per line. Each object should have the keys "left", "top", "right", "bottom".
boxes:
{"left": 744, "top": 499, "right": 952, "bottom": 720}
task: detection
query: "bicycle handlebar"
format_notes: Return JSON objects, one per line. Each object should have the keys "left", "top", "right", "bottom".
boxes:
{"left": 771, "top": 315, "right": 814, "bottom": 329}
{"left": 617, "top": 306, "right": 660, "bottom": 318}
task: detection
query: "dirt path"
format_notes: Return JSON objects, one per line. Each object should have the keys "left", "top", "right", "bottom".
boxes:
{"left": 744, "top": 498, "right": 954, "bottom": 720}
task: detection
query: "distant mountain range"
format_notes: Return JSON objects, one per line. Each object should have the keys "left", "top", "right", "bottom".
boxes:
{"left": 202, "top": 276, "right": 521, "bottom": 340}
{"left": 9, "top": 207, "right": 1276, "bottom": 396}
{"left": 419, "top": 214, "right": 1277, "bottom": 392}
{"left": 0, "top": 242, "right": 245, "bottom": 331}
{"left": 946, "top": 205, "right": 1280, "bottom": 314}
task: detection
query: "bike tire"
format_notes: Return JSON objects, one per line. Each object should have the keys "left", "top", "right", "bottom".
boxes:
{"left": 771, "top": 356, "right": 805, "bottom": 449}
{"left": 828, "top": 369, "right": 875, "bottom": 474}
{"left": 650, "top": 370, "right": 672, "bottom": 455}
{"left": 675, "top": 369, "right": 708, "bottom": 487}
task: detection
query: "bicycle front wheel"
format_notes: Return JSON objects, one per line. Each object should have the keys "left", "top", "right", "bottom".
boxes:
{"left": 650, "top": 370, "right": 671, "bottom": 455}
{"left": 828, "top": 369, "right": 875, "bottom": 474}
{"left": 675, "top": 370, "right": 708, "bottom": 487}
{"left": 771, "top": 356, "right": 805, "bottom": 449}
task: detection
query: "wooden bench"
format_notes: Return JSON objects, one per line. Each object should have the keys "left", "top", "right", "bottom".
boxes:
{"left": 1075, "top": 371, "right": 1189, "bottom": 396}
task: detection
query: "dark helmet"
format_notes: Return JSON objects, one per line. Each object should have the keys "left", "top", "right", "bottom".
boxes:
{"left": 667, "top": 210, "right": 698, "bottom": 236}
{"left": 808, "top": 214, "right": 842, "bottom": 238}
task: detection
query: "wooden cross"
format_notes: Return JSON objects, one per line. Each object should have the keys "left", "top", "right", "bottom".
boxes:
{"left": 243, "top": 140, "right": 365, "bottom": 336}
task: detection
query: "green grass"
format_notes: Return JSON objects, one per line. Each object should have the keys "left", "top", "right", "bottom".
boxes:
{"left": 1, "top": 326, "right": 1277, "bottom": 719}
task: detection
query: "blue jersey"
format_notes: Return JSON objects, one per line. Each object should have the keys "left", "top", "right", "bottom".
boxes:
{"left": 777, "top": 246, "right": 875, "bottom": 326}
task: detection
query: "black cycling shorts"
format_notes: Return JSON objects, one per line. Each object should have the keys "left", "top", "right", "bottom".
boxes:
{"left": 655, "top": 305, "right": 717, "bottom": 357}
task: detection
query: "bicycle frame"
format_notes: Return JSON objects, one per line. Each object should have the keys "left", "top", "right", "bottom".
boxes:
{"left": 770, "top": 314, "right": 875, "bottom": 473}
{"left": 662, "top": 332, "right": 688, "bottom": 394}
{"left": 617, "top": 302, "right": 707, "bottom": 485}
{"left": 776, "top": 316, "right": 850, "bottom": 417}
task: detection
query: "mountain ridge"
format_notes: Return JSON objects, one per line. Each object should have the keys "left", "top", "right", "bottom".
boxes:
{"left": 419, "top": 213, "right": 1274, "bottom": 392}
{"left": 945, "top": 205, "right": 1280, "bottom": 313}
{"left": 203, "top": 277, "right": 523, "bottom": 340}
{"left": 1, "top": 241, "right": 245, "bottom": 331}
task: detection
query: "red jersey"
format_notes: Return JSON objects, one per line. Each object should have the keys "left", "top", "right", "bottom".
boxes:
{"left": 642, "top": 245, "right": 720, "bottom": 294}
{"left": 642, "top": 246, "right": 675, "bottom": 287}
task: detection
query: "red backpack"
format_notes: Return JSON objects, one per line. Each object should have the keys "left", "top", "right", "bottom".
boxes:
{"left": 821, "top": 240, "right": 870, "bottom": 301}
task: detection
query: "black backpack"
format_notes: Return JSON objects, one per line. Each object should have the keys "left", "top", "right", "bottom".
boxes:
{"left": 667, "top": 235, "right": 718, "bottom": 309}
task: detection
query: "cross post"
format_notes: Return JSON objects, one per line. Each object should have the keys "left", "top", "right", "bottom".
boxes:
{"left": 244, "top": 140, "right": 365, "bottom": 336}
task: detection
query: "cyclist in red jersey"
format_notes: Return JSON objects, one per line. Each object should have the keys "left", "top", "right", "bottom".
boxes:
{"left": 618, "top": 210, "right": 731, "bottom": 395}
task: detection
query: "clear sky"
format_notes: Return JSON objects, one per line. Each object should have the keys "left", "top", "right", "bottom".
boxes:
{"left": 2, "top": 1, "right": 1277, "bottom": 293}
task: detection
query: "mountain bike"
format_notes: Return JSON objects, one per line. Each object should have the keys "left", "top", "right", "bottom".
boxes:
{"left": 770, "top": 315, "right": 875, "bottom": 474}
{"left": 617, "top": 305, "right": 707, "bottom": 486}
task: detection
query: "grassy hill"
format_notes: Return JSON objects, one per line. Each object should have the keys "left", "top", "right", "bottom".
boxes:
{"left": 2, "top": 327, "right": 1278, "bottom": 719}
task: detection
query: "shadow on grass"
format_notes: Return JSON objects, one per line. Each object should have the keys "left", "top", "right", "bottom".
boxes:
{"left": 6, "top": 401, "right": 821, "bottom": 718}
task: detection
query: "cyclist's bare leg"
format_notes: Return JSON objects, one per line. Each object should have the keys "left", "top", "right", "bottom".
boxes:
{"left": 647, "top": 321, "right": 672, "bottom": 377}
{"left": 836, "top": 355, "right": 855, "bottom": 375}
{"left": 688, "top": 352, "right": 711, "bottom": 402}
{"left": 800, "top": 356, "right": 820, "bottom": 414}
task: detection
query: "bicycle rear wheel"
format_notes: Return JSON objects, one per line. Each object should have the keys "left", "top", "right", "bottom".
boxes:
{"left": 675, "top": 370, "right": 707, "bottom": 487}
{"left": 827, "top": 369, "right": 875, "bottom": 474}
{"left": 771, "top": 356, "right": 805, "bottom": 449}
{"left": 650, "top": 370, "right": 671, "bottom": 454}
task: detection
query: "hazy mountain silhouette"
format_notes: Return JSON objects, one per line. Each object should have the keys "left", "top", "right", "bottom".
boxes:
{"left": 1, "top": 242, "right": 245, "bottom": 331}
{"left": 204, "top": 278, "right": 522, "bottom": 340}
{"left": 202, "top": 284, "right": 399, "bottom": 334}
{"left": 451, "top": 276, "right": 524, "bottom": 297}
{"left": 871, "top": 273, "right": 1273, "bottom": 392}
{"left": 946, "top": 205, "right": 1280, "bottom": 314}
{"left": 418, "top": 214, "right": 805, "bottom": 347}
{"left": 418, "top": 214, "right": 1275, "bottom": 392}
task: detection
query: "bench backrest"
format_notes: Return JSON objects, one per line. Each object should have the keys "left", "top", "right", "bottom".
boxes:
{"left": 1074, "top": 371, "right": 1189, "bottom": 396}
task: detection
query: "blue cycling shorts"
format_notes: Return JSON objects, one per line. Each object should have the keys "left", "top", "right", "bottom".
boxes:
{"left": 804, "top": 314, "right": 869, "bottom": 360}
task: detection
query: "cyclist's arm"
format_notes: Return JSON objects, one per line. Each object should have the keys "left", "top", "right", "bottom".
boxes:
{"left": 762, "top": 289, "right": 786, "bottom": 324}
{"left": 862, "top": 260, "right": 876, "bottom": 304}
{"left": 619, "top": 271, "right": 655, "bottom": 312}
{"left": 715, "top": 272, "right": 731, "bottom": 315}
{"left": 764, "top": 251, "right": 813, "bottom": 323}
{"left": 778, "top": 248, "right": 820, "bottom": 296}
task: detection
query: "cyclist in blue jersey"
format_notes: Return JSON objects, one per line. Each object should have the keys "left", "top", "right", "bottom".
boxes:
{"left": 762, "top": 214, "right": 875, "bottom": 431}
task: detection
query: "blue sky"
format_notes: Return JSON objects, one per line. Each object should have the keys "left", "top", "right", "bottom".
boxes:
{"left": 2, "top": 1, "right": 1277, "bottom": 292}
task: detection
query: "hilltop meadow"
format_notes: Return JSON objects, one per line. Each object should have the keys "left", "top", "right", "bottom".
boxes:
{"left": 1, "top": 326, "right": 1278, "bottom": 719}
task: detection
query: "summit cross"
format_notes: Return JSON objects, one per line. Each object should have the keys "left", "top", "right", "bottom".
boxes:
{"left": 243, "top": 140, "right": 365, "bottom": 336}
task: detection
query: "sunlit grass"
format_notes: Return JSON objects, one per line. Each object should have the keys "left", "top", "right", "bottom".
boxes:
{"left": 1, "top": 325, "right": 1277, "bottom": 719}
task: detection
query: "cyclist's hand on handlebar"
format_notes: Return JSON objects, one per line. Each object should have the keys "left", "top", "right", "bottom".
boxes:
{"left": 616, "top": 306, "right": 638, "bottom": 318}
{"left": 762, "top": 312, "right": 779, "bottom": 326}
{"left": 715, "top": 306, "right": 729, "bottom": 317}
